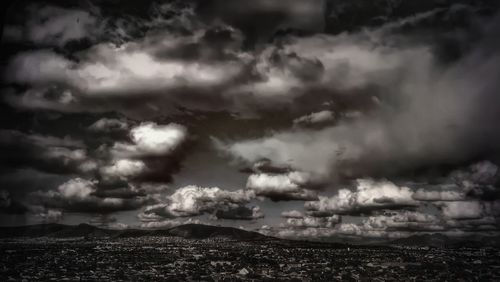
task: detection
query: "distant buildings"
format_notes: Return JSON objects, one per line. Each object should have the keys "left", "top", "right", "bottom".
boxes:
{"left": 1, "top": 237, "right": 499, "bottom": 281}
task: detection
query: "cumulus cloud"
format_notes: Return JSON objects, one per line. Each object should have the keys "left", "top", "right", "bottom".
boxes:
{"left": 30, "top": 178, "right": 157, "bottom": 213}
{"left": 361, "top": 211, "right": 443, "bottom": 232}
{"left": 96, "top": 121, "right": 190, "bottom": 184}
{"left": 110, "top": 122, "right": 187, "bottom": 158}
{"left": 305, "top": 179, "right": 417, "bottom": 216}
{"left": 100, "top": 159, "right": 148, "bottom": 182}
{"left": 139, "top": 185, "right": 261, "bottom": 220}
{"left": 246, "top": 172, "right": 319, "bottom": 201}
{"left": 167, "top": 185, "right": 252, "bottom": 216}
{"left": 5, "top": 41, "right": 244, "bottom": 115}
{"left": 265, "top": 210, "right": 443, "bottom": 240}
{"left": 281, "top": 215, "right": 340, "bottom": 229}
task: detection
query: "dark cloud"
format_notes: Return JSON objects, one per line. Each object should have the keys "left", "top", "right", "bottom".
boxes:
{"left": 0, "top": 190, "right": 28, "bottom": 215}
{"left": 219, "top": 16, "right": 500, "bottom": 184}
{"left": 0, "top": 129, "right": 97, "bottom": 175}
{"left": 2, "top": 4, "right": 102, "bottom": 47}
{"left": 214, "top": 206, "right": 264, "bottom": 221}
{"left": 88, "top": 118, "right": 129, "bottom": 133}
{"left": 197, "top": 0, "right": 325, "bottom": 47}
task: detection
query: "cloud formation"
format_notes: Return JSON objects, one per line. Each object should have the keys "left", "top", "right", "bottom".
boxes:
{"left": 305, "top": 179, "right": 417, "bottom": 216}
{"left": 139, "top": 185, "right": 262, "bottom": 221}
{"left": 246, "top": 172, "right": 319, "bottom": 201}
{"left": 110, "top": 122, "right": 187, "bottom": 158}
{"left": 30, "top": 178, "right": 158, "bottom": 214}
{"left": 0, "top": 130, "right": 96, "bottom": 175}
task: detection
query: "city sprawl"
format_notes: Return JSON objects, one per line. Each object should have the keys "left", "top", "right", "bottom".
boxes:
{"left": 1, "top": 237, "right": 500, "bottom": 281}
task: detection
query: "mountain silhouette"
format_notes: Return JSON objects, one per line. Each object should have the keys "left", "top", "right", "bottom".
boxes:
{"left": 0, "top": 223, "right": 272, "bottom": 241}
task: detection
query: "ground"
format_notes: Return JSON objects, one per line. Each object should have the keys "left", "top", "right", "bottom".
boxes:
{"left": 1, "top": 237, "right": 499, "bottom": 281}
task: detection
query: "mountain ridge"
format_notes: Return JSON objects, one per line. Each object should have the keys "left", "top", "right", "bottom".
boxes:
{"left": 0, "top": 223, "right": 272, "bottom": 241}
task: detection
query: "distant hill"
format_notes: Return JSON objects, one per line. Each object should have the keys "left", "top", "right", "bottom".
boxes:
{"left": 0, "top": 223, "right": 272, "bottom": 241}
{"left": 164, "top": 224, "right": 269, "bottom": 240}
{"left": 391, "top": 233, "right": 450, "bottom": 248}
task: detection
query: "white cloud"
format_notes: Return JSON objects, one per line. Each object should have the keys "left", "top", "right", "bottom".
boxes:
{"left": 57, "top": 178, "right": 95, "bottom": 200}
{"left": 111, "top": 122, "right": 187, "bottom": 158}
{"left": 281, "top": 215, "right": 340, "bottom": 228}
{"left": 100, "top": 159, "right": 147, "bottom": 182}
{"left": 293, "top": 110, "right": 335, "bottom": 126}
{"left": 266, "top": 210, "right": 442, "bottom": 240}
{"left": 362, "top": 211, "right": 441, "bottom": 231}
{"left": 246, "top": 172, "right": 319, "bottom": 201}
{"left": 168, "top": 186, "right": 253, "bottom": 216}
{"left": 305, "top": 179, "right": 417, "bottom": 215}
{"left": 7, "top": 43, "right": 243, "bottom": 96}
{"left": 30, "top": 178, "right": 156, "bottom": 213}
{"left": 140, "top": 185, "right": 261, "bottom": 220}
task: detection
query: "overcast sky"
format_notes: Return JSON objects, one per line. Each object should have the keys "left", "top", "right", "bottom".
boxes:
{"left": 1, "top": 0, "right": 500, "bottom": 241}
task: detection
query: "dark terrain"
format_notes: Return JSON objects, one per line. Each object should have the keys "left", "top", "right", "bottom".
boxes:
{"left": 1, "top": 224, "right": 500, "bottom": 281}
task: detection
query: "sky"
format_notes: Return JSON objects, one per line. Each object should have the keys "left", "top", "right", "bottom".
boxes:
{"left": 1, "top": 0, "right": 500, "bottom": 241}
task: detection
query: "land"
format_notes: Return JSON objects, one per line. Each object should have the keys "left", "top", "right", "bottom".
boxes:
{"left": 1, "top": 224, "right": 500, "bottom": 281}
